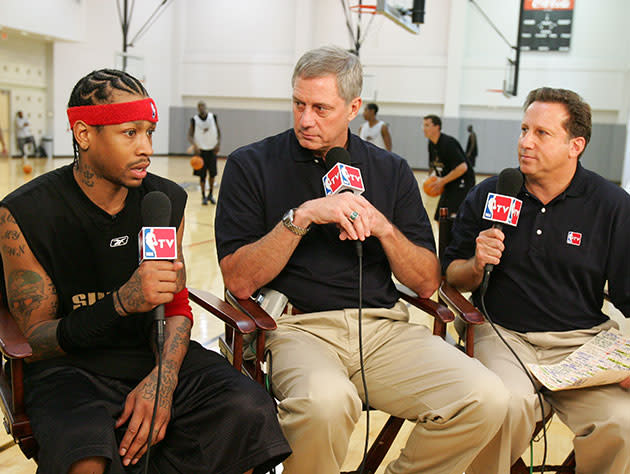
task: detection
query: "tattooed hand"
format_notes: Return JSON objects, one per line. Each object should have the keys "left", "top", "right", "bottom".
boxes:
{"left": 115, "top": 364, "right": 177, "bottom": 466}
{"left": 115, "top": 260, "right": 184, "bottom": 315}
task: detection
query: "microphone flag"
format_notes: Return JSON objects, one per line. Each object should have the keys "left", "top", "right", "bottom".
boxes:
{"left": 322, "top": 162, "right": 365, "bottom": 196}
{"left": 138, "top": 227, "right": 177, "bottom": 262}
{"left": 482, "top": 193, "right": 522, "bottom": 227}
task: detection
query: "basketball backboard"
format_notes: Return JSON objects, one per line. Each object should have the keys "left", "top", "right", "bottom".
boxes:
{"left": 376, "top": 0, "right": 421, "bottom": 34}
{"left": 503, "top": 57, "right": 517, "bottom": 97}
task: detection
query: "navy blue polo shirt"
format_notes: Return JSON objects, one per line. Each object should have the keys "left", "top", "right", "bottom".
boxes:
{"left": 215, "top": 129, "right": 435, "bottom": 313}
{"left": 443, "top": 163, "right": 630, "bottom": 332}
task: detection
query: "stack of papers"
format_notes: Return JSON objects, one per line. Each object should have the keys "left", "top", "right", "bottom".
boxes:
{"left": 528, "top": 328, "right": 630, "bottom": 391}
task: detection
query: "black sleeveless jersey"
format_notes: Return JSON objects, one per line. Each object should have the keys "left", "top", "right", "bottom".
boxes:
{"left": 1, "top": 164, "right": 187, "bottom": 380}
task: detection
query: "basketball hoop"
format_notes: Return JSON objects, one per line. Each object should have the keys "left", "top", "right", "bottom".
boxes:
{"left": 349, "top": 4, "right": 377, "bottom": 14}
{"left": 486, "top": 88, "right": 515, "bottom": 99}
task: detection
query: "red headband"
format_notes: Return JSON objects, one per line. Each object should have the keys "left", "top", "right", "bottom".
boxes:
{"left": 67, "top": 98, "right": 159, "bottom": 128}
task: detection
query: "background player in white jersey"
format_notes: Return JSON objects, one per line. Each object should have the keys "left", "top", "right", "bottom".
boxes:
{"left": 188, "top": 101, "right": 221, "bottom": 205}
{"left": 358, "top": 103, "right": 392, "bottom": 151}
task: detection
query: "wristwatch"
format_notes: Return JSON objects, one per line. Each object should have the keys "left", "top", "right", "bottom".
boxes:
{"left": 282, "top": 208, "right": 310, "bottom": 236}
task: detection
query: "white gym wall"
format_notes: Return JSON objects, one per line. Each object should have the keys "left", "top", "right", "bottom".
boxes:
{"left": 1, "top": 0, "right": 629, "bottom": 181}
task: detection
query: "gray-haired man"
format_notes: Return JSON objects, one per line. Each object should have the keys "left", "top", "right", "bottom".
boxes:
{"left": 215, "top": 45, "right": 508, "bottom": 474}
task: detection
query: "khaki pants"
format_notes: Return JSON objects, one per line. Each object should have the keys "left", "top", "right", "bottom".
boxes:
{"left": 467, "top": 321, "right": 630, "bottom": 474}
{"left": 265, "top": 302, "right": 509, "bottom": 474}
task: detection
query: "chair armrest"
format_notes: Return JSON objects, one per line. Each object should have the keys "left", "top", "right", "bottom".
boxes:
{"left": 188, "top": 288, "right": 256, "bottom": 334}
{"left": 438, "top": 280, "right": 484, "bottom": 325}
{"left": 0, "top": 304, "right": 32, "bottom": 360}
{"left": 225, "top": 290, "right": 277, "bottom": 331}
{"left": 395, "top": 283, "right": 454, "bottom": 324}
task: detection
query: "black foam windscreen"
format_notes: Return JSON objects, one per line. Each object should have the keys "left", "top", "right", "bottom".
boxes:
{"left": 141, "top": 191, "right": 172, "bottom": 227}
{"left": 325, "top": 146, "right": 351, "bottom": 170}
{"left": 496, "top": 168, "right": 523, "bottom": 197}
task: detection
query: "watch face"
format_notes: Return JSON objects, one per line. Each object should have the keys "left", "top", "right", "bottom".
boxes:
{"left": 283, "top": 209, "right": 293, "bottom": 223}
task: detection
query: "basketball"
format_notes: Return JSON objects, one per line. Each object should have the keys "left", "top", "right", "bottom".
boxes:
{"left": 423, "top": 175, "right": 442, "bottom": 197}
{"left": 190, "top": 155, "right": 204, "bottom": 171}
{"left": 22, "top": 164, "right": 33, "bottom": 174}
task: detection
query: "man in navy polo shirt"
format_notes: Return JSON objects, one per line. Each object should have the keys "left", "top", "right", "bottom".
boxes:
{"left": 444, "top": 87, "right": 630, "bottom": 473}
{"left": 215, "top": 45, "right": 508, "bottom": 474}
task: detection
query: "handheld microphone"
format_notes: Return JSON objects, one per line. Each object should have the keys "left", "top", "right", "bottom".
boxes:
{"left": 322, "top": 147, "right": 365, "bottom": 196}
{"left": 323, "top": 147, "right": 364, "bottom": 256}
{"left": 139, "top": 190, "right": 174, "bottom": 474}
{"left": 480, "top": 168, "right": 523, "bottom": 294}
{"left": 477, "top": 169, "right": 550, "bottom": 470}
{"left": 325, "top": 147, "right": 369, "bottom": 473}
{"left": 140, "top": 191, "right": 176, "bottom": 348}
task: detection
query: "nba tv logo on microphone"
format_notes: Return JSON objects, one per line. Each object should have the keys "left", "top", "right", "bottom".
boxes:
{"left": 483, "top": 193, "right": 523, "bottom": 227}
{"left": 323, "top": 163, "right": 365, "bottom": 196}
{"left": 138, "top": 227, "right": 177, "bottom": 262}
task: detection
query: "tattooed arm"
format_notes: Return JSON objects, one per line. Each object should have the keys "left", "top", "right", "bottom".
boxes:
{"left": 114, "top": 217, "right": 192, "bottom": 466}
{"left": 0, "top": 207, "right": 63, "bottom": 361}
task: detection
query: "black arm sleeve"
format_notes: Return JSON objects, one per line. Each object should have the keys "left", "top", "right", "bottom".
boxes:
{"left": 56, "top": 293, "right": 122, "bottom": 353}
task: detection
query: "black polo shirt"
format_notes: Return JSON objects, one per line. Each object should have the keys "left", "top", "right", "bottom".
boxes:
{"left": 216, "top": 129, "right": 435, "bottom": 313}
{"left": 443, "top": 163, "right": 630, "bottom": 332}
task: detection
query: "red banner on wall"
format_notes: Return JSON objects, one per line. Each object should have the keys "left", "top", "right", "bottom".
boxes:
{"left": 524, "top": 0, "right": 574, "bottom": 10}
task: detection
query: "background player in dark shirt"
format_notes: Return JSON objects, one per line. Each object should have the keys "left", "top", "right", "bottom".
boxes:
{"left": 423, "top": 114, "right": 475, "bottom": 220}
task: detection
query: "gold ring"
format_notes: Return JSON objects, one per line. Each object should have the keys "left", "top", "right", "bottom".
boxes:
{"left": 349, "top": 211, "right": 359, "bottom": 222}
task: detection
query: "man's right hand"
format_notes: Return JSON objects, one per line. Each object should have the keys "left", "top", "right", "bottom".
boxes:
{"left": 473, "top": 227, "right": 505, "bottom": 274}
{"left": 116, "top": 260, "right": 184, "bottom": 315}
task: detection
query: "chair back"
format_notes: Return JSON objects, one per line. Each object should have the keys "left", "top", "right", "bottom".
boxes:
{"left": 0, "top": 296, "right": 38, "bottom": 459}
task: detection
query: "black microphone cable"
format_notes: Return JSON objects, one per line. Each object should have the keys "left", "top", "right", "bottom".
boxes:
{"left": 354, "top": 240, "right": 370, "bottom": 474}
{"left": 144, "top": 319, "right": 165, "bottom": 474}
{"left": 479, "top": 283, "right": 547, "bottom": 474}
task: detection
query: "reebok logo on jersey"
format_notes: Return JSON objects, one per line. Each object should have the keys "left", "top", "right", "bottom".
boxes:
{"left": 110, "top": 235, "right": 129, "bottom": 248}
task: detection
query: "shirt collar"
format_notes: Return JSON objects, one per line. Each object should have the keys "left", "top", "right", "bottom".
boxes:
{"left": 564, "top": 162, "right": 587, "bottom": 197}
{"left": 521, "top": 162, "right": 587, "bottom": 203}
{"left": 289, "top": 129, "right": 363, "bottom": 165}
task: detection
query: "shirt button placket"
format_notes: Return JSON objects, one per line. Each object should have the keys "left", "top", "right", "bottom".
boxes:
{"left": 531, "top": 205, "right": 546, "bottom": 252}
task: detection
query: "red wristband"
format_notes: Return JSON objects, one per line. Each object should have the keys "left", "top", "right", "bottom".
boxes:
{"left": 164, "top": 288, "right": 193, "bottom": 325}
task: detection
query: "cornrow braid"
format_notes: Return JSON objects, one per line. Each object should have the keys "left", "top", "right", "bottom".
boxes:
{"left": 68, "top": 69, "right": 148, "bottom": 163}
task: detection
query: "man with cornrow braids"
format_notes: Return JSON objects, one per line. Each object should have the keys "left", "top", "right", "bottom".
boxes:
{"left": 0, "top": 69, "right": 290, "bottom": 474}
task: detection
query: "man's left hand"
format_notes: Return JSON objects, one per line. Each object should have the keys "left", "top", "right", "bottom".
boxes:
{"left": 621, "top": 376, "right": 630, "bottom": 389}
{"left": 115, "top": 368, "right": 175, "bottom": 466}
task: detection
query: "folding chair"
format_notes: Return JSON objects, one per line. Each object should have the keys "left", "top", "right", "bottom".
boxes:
{"left": 190, "top": 284, "right": 453, "bottom": 474}
{"left": 0, "top": 288, "right": 262, "bottom": 465}
{"left": 0, "top": 296, "right": 38, "bottom": 460}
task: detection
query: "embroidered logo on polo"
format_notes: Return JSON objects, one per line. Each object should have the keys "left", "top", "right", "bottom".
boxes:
{"left": 110, "top": 235, "right": 129, "bottom": 248}
{"left": 567, "top": 231, "right": 582, "bottom": 246}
